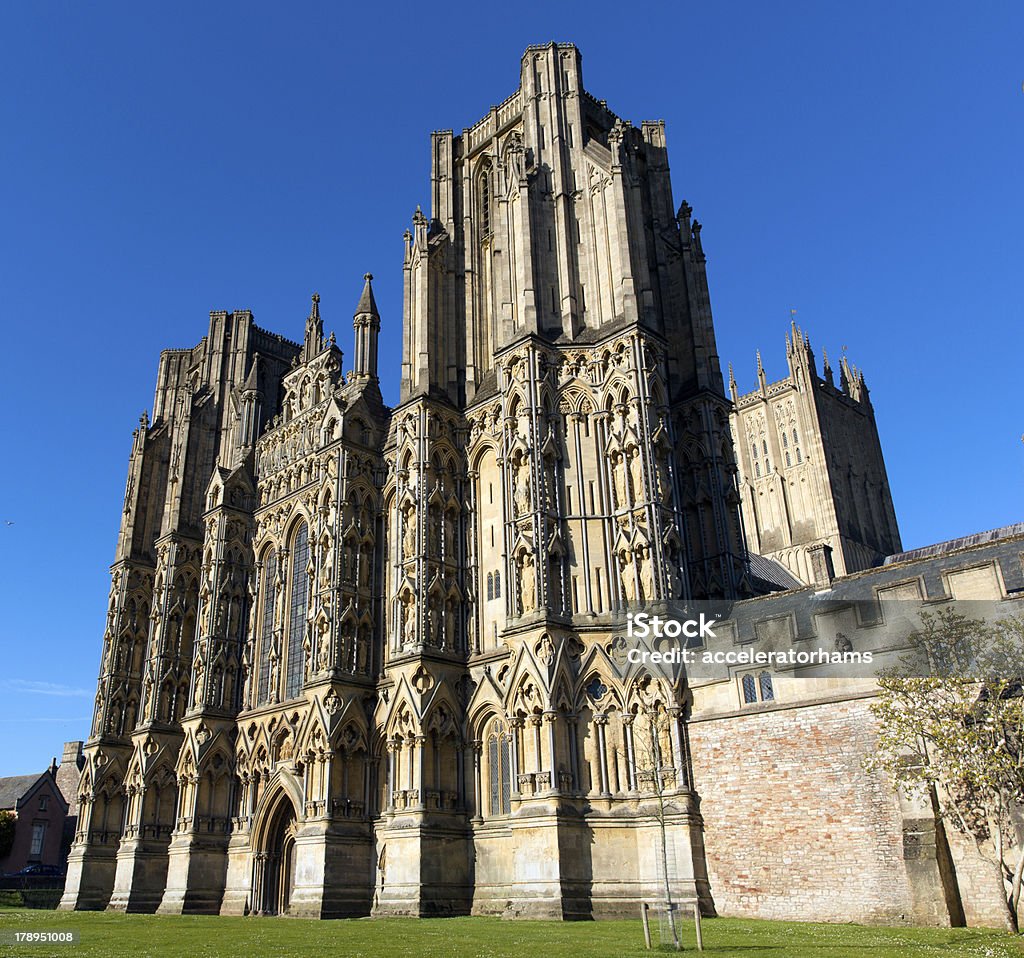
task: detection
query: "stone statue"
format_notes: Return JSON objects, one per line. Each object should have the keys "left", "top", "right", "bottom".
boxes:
{"left": 429, "top": 509, "right": 441, "bottom": 555}
{"left": 515, "top": 455, "right": 532, "bottom": 516}
{"left": 638, "top": 547, "right": 655, "bottom": 603}
{"left": 519, "top": 553, "right": 536, "bottom": 613}
{"left": 613, "top": 453, "right": 629, "bottom": 510}
{"left": 402, "top": 599, "right": 416, "bottom": 648}
{"left": 403, "top": 510, "right": 416, "bottom": 560}
{"left": 656, "top": 454, "right": 672, "bottom": 505}
{"left": 444, "top": 600, "right": 455, "bottom": 651}
{"left": 429, "top": 598, "right": 441, "bottom": 647}
{"left": 316, "top": 620, "right": 331, "bottom": 672}
{"left": 630, "top": 449, "right": 645, "bottom": 503}
{"left": 620, "top": 551, "right": 638, "bottom": 602}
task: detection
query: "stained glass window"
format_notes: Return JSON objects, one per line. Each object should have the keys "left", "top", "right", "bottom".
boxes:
{"left": 257, "top": 551, "right": 277, "bottom": 704}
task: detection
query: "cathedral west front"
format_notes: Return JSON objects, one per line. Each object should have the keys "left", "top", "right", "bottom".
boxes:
{"left": 60, "top": 44, "right": 1019, "bottom": 927}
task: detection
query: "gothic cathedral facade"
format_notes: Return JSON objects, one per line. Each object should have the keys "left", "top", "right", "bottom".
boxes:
{"left": 60, "top": 43, "right": 892, "bottom": 920}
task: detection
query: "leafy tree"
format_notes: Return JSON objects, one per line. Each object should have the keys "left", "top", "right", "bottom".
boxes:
{"left": 0, "top": 810, "right": 15, "bottom": 860}
{"left": 868, "top": 608, "right": 1024, "bottom": 932}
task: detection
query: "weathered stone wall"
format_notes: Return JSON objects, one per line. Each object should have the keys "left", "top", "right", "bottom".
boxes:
{"left": 689, "top": 697, "right": 917, "bottom": 923}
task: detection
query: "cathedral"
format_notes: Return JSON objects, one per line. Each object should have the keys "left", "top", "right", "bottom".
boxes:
{"left": 60, "top": 43, "right": 1020, "bottom": 927}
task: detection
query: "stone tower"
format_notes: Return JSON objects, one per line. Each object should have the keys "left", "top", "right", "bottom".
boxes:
{"left": 729, "top": 324, "right": 902, "bottom": 584}
{"left": 59, "top": 310, "right": 299, "bottom": 912}
{"left": 376, "top": 41, "right": 747, "bottom": 917}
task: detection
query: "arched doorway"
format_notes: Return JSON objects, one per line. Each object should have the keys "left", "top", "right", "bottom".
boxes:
{"left": 253, "top": 794, "right": 297, "bottom": 915}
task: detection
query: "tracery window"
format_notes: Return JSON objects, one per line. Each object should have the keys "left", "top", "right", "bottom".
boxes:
{"left": 494, "top": 571, "right": 501, "bottom": 599}
{"left": 487, "top": 573, "right": 494, "bottom": 602}
{"left": 285, "top": 523, "right": 309, "bottom": 700}
{"left": 487, "top": 718, "right": 512, "bottom": 816}
{"left": 257, "top": 551, "right": 277, "bottom": 704}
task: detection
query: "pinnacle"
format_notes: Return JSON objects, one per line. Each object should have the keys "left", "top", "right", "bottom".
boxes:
{"left": 356, "top": 272, "right": 379, "bottom": 318}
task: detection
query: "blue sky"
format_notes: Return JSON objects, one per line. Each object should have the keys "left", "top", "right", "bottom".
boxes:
{"left": 0, "top": 2, "right": 1021, "bottom": 776}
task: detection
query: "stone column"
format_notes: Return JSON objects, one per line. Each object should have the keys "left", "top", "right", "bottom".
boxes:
{"left": 544, "top": 711, "right": 559, "bottom": 794}
{"left": 414, "top": 735, "right": 426, "bottom": 808}
{"left": 623, "top": 714, "right": 638, "bottom": 792}
{"left": 668, "top": 708, "right": 684, "bottom": 790}
{"left": 595, "top": 714, "right": 611, "bottom": 797}
{"left": 472, "top": 741, "right": 483, "bottom": 822}
{"left": 509, "top": 718, "right": 522, "bottom": 798}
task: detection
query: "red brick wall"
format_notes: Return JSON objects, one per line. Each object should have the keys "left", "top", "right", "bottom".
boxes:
{"left": 689, "top": 698, "right": 915, "bottom": 923}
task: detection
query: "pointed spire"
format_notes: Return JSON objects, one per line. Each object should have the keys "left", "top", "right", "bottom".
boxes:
{"left": 756, "top": 349, "right": 767, "bottom": 393}
{"left": 839, "top": 355, "right": 851, "bottom": 395}
{"left": 822, "top": 347, "right": 834, "bottom": 386}
{"left": 356, "top": 273, "right": 379, "bottom": 318}
{"left": 728, "top": 362, "right": 737, "bottom": 401}
{"left": 303, "top": 291, "right": 324, "bottom": 361}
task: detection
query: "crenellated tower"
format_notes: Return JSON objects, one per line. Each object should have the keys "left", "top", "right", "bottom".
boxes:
{"left": 729, "top": 323, "right": 902, "bottom": 585}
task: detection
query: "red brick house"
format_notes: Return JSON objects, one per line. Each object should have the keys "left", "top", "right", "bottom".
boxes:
{"left": 0, "top": 768, "right": 68, "bottom": 874}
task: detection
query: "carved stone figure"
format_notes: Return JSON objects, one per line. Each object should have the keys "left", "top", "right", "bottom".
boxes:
{"left": 514, "top": 454, "right": 532, "bottom": 516}
{"left": 638, "top": 546, "right": 655, "bottom": 603}
{"left": 620, "top": 551, "right": 637, "bottom": 602}
{"left": 403, "top": 509, "right": 416, "bottom": 560}
{"left": 519, "top": 553, "right": 536, "bottom": 613}
{"left": 613, "top": 452, "right": 629, "bottom": 509}
{"left": 630, "top": 448, "right": 645, "bottom": 504}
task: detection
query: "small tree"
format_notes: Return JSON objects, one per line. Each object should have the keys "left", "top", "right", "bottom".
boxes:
{"left": 0, "top": 810, "right": 15, "bottom": 860}
{"left": 868, "top": 608, "right": 1024, "bottom": 932}
{"left": 632, "top": 702, "right": 682, "bottom": 950}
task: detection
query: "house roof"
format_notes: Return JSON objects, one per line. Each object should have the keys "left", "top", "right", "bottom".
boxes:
{"left": 0, "top": 774, "right": 43, "bottom": 811}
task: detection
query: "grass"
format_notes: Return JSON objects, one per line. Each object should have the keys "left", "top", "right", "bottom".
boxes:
{"left": 0, "top": 908, "right": 1023, "bottom": 958}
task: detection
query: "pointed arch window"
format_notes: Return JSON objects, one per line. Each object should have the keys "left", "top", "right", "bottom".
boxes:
{"left": 487, "top": 718, "right": 512, "bottom": 816}
{"left": 257, "top": 551, "right": 277, "bottom": 705}
{"left": 487, "top": 573, "right": 494, "bottom": 602}
{"left": 494, "top": 571, "right": 501, "bottom": 599}
{"left": 285, "top": 523, "right": 309, "bottom": 700}
{"left": 478, "top": 166, "right": 492, "bottom": 240}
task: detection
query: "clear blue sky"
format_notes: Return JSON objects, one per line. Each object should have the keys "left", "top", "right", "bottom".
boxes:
{"left": 1, "top": 2, "right": 1021, "bottom": 776}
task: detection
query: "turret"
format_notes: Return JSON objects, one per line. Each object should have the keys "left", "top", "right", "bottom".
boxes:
{"left": 352, "top": 273, "right": 380, "bottom": 382}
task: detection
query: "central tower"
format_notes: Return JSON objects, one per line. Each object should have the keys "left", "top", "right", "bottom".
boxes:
{"left": 378, "top": 42, "right": 749, "bottom": 918}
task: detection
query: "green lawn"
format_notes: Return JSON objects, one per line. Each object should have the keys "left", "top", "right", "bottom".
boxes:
{"left": 1, "top": 908, "right": 1022, "bottom": 958}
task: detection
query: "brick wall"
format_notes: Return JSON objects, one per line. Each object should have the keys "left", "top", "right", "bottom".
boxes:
{"left": 689, "top": 698, "right": 916, "bottom": 923}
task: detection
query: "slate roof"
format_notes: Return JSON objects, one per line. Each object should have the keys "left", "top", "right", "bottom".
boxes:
{"left": 884, "top": 522, "right": 1024, "bottom": 565}
{"left": 0, "top": 774, "right": 43, "bottom": 811}
{"left": 748, "top": 552, "right": 803, "bottom": 592}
